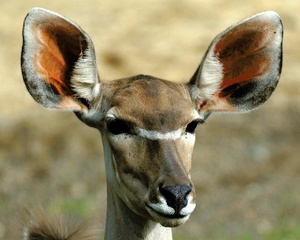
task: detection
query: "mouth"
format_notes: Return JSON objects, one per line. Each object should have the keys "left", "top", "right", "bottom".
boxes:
{"left": 145, "top": 203, "right": 191, "bottom": 227}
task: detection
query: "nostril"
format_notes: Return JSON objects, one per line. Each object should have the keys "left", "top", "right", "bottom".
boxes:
{"left": 159, "top": 184, "right": 192, "bottom": 214}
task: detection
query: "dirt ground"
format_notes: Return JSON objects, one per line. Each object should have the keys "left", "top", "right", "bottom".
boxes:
{"left": 1, "top": 0, "right": 300, "bottom": 239}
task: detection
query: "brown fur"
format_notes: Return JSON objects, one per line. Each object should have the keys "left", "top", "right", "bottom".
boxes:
{"left": 23, "top": 209, "right": 99, "bottom": 240}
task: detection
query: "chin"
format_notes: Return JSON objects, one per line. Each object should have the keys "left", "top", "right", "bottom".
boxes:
{"left": 145, "top": 205, "right": 191, "bottom": 228}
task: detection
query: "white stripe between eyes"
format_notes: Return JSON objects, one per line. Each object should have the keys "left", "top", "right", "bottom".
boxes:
{"left": 136, "top": 128, "right": 183, "bottom": 140}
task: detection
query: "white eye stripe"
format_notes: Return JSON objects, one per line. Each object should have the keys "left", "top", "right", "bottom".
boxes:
{"left": 106, "top": 110, "right": 202, "bottom": 140}
{"left": 136, "top": 128, "right": 183, "bottom": 140}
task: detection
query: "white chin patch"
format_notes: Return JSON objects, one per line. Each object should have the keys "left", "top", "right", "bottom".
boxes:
{"left": 145, "top": 196, "right": 196, "bottom": 227}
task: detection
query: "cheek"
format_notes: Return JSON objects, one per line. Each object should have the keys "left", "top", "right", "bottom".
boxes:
{"left": 107, "top": 137, "right": 152, "bottom": 215}
{"left": 107, "top": 135, "right": 148, "bottom": 181}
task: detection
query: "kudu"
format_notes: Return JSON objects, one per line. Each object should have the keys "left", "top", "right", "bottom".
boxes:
{"left": 21, "top": 8, "right": 283, "bottom": 240}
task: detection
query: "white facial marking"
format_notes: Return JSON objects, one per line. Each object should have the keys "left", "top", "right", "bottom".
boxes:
{"left": 106, "top": 109, "right": 202, "bottom": 141}
{"left": 135, "top": 110, "right": 202, "bottom": 140}
{"left": 179, "top": 195, "right": 196, "bottom": 216}
{"left": 148, "top": 196, "right": 175, "bottom": 215}
{"left": 148, "top": 195, "right": 195, "bottom": 217}
{"left": 136, "top": 128, "right": 183, "bottom": 141}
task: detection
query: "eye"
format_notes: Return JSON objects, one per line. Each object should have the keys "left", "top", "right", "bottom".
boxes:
{"left": 185, "top": 119, "right": 204, "bottom": 134}
{"left": 107, "top": 118, "right": 131, "bottom": 135}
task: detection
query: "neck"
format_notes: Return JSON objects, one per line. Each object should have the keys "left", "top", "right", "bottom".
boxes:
{"left": 100, "top": 132, "right": 173, "bottom": 240}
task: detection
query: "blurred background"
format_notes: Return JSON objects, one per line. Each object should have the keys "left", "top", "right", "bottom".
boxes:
{"left": 1, "top": 0, "right": 299, "bottom": 239}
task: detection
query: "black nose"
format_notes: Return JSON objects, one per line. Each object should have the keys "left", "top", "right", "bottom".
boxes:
{"left": 160, "top": 184, "right": 192, "bottom": 214}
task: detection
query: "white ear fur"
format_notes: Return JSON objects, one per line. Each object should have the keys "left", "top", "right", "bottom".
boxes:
{"left": 190, "top": 50, "right": 223, "bottom": 100}
{"left": 71, "top": 45, "right": 101, "bottom": 102}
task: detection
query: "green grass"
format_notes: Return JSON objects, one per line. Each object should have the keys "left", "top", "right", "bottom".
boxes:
{"left": 265, "top": 221, "right": 300, "bottom": 240}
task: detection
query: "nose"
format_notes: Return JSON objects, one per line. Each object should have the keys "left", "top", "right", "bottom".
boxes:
{"left": 160, "top": 184, "right": 192, "bottom": 215}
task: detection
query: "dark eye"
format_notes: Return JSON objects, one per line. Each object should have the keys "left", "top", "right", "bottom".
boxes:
{"left": 107, "top": 119, "right": 131, "bottom": 135}
{"left": 185, "top": 119, "right": 203, "bottom": 134}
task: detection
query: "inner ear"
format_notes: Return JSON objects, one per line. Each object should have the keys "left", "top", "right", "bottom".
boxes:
{"left": 21, "top": 8, "right": 99, "bottom": 112}
{"left": 189, "top": 11, "right": 283, "bottom": 114}
{"left": 217, "top": 33, "right": 271, "bottom": 91}
{"left": 33, "top": 18, "right": 88, "bottom": 96}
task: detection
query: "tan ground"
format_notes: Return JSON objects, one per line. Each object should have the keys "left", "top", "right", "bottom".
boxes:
{"left": 1, "top": 0, "right": 300, "bottom": 239}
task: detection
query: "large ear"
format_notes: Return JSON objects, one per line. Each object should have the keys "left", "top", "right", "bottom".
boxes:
{"left": 188, "top": 11, "right": 283, "bottom": 118}
{"left": 21, "top": 8, "right": 100, "bottom": 113}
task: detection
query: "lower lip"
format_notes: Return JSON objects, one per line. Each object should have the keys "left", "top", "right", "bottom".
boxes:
{"left": 145, "top": 204, "right": 187, "bottom": 219}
